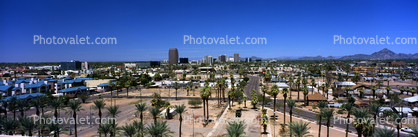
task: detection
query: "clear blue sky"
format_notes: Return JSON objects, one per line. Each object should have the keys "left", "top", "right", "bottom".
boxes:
{"left": 1, "top": 0, "right": 418, "bottom": 62}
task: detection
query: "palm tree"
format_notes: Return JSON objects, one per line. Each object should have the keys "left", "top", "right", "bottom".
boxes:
{"left": 120, "top": 123, "right": 136, "bottom": 137}
{"left": 391, "top": 113, "right": 402, "bottom": 137}
{"left": 261, "top": 85, "right": 268, "bottom": 110}
{"left": 322, "top": 108, "right": 335, "bottom": 137}
{"left": 310, "top": 78, "right": 316, "bottom": 94}
{"left": 352, "top": 108, "right": 370, "bottom": 137}
{"left": 302, "top": 85, "right": 309, "bottom": 106}
{"left": 288, "top": 120, "right": 311, "bottom": 137}
{"left": 271, "top": 84, "right": 279, "bottom": 118}
{"left": 186, "top": 86, "right": 190, "bottom": 96}
{"left": 225, "top": 120, "right": 247, "bottom": 137}
{"left": 370, "top": 103, "right": 381, "bottom": 135}
{"left": 296, "top": 78, "right": 301, "bottom": 101}
{"left": 1, "top": 100, "right": 9, "bottom": 117}
{"left": 98, "top": 123, "right": 113, "bottom": 137}
{"left": 3, "top": 117, "right": 19, "bottom": 135}
{"left": 164, "top": 101, "right": 171, "bottom": 119}
{"left": 16, "top": 99, "right": 30, "bottom": 117}
{"left": 46, "top": 121, "right": 61, "bottom": 137}
{"left": 400, "top": 86, "right": 405, "bottom": 94}
{"left": 7, "top": 96, "right": 17, "bottom": 120}
{"left": 287, "top": 100, "right": 296, "bottom": 123}
{"left": 149, "top": 106, "right": 161, "bottom": 124}
{"left": 67, "top": 100, "right": 83, "bottom": 137}
{"left": 108, "top": 81, "right": 115, "bottom": 105}
{"left": 19, "top": 115, "right": 37, "bottom": 136}
{"left": 125, "top": 80, "right": 132, "bottom": 98}
{"left": 282, "top": 87, "right": 289, "bottom": 126}
{"left": 345, "top": 85, "right": 350, "bottom": 98}
{"left": 135, "top": 103, "right": 148, "bottom": 123}
{"left": 49, "top": 97, "right": 61, "bottom": 121}
{"left": 133, "top": 120, "right": 145, "bottom": 137}
{"left": 372, "top": 86, "right": 377, "bottom": 100}
{"left": 173, "top": 82, "right": 180, "bottom": 100}
{"left": 342, "top": 103, "right": 354, "bottom": 137}
{"left": 359, "top": 87, "right": 365, "bottom": 98}
{"left": 145, "top": 120, "right": 174, "bottom": 137}
{"left": 93, "top": 99, "right": 106, "bottom": 128}
{"left": 174, "top": 104, "right": 187, "bottom": 137}
{"left": 116, "top": 81, "right": 122, "bottom": 98}
{"left": 317, "top": 101, "right": 326, "bottom": 137}
{"left": 375, "top": 126, "right": 396, "bottom": 137}
{"left": 106, "top": 105, "right": 121, "bottom": 136}
{"left": 31, "top": 98, "right": 42, "bottom": 116}
{"left": 386, "top": 86, "right": 392, "bottom": 96}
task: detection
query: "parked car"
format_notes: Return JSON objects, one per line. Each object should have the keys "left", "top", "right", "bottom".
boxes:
{"left": 401, "top": 127, "right": 413, "bottom": 133}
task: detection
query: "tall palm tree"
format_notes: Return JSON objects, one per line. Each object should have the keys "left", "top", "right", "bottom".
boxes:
{"left": 19, "top": 115, "right": 37, "bottom": 136}
{"left": 375, "top": 127, "right": 396, "bottom": 137}
{"left": 386, "top": 86, "right": 392, "bottom": 96}
{"left": 345, "top": 85, "right": 350, "bottom": 98}
{"left": 93, "top": 99, "right": 106, "bottom": 128}
{"left": 225, "top": 120, "right": 247, "bottom": 137}
{"left": 145, "top": 120, "right": 174, "bottom": 137}
{"left": 174, "top": 104, "right": 187, "bottom": 137}
{"left": 352, "top": 108, "right": 370, "bottom": 137}
{"left": 186, "top": 86, "right": 190, "bottom": 96}
{"left": 282, "top": 87, "right": 289, "bottom": 126}
{"left": 173, "top": 82, "right": 180, "bottom": 100}
{"left": 322, "top": 108, "right": 335, "bottom": 137}
{"left": 310, "top": 78, "right": 316, "bottom": 95}
{"left": 116, "top": 81, "right": 122, "bottom": 98}
{"left": 120, "top": 123, "right": 136, "bottom": 137}
{"left": 317, "top": 101, "right": 326, "bottom": 137}
{"left": 288, "top": 120, "right": 311, "bottom": 137}
{"left": 370, "top": 103, "right": 381, "bottom": 135}
{"left": 372, "top": 85, "right": 377, "bottom": 100}
{"left": 342, "top": 103, "right": 354, "bottom": 137}
{"left": 271, "top": 84, "right": 279, "bottom": 118}
{"left": 296, "top": 78, "right": 301, "bottom": 101}
{"left": 148, "top": 106, "right": 161, "bottom": 124}
{"left": 302, "top": 85, "right": 309, "bottom": 106}
{"left": 49, "top": 97, "right": 61, "bottom": 121}
{"left": 135, "top": 103, "right": 148, "bottom": 123}
{"left": 261, "top": 85, "right": 268, "bottom": 110}
{"left": 98, "top": 123, "right": 113, "bottom": 137}
{"left": 67, "top": 100, "right": 83, "bottom": 137}
{"left": 1, "top": 100, "right": 9, "bottom": 117}
{"left": 106, "top": 105, "right": 121, "bottom": 137}
{"left": 38, "top": 95, "right": 49, "bottom": 115}
{"left": 16, "top": 99, "right": 30, "bottom": 117}
{"left": 108, "top": 81, "right": 115, "bottom": 105}
{"left": 392, "top": 113, "right": 402, "bottom": 137}
{"left": 7, "top": 96, "right": 17, "bottom": 120}
{"left": 359, "top": 87, "right": 365, "bottom": 98}
{"left": 125, "top": 80, "right": 132, "bottom": 98}
{"left": 31, "top": 97, "right": 42, "bottom": 116}
{"left": 287, "top": 99, "right": 296, "bottom": 136}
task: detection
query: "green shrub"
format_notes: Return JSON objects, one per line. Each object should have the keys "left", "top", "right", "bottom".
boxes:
{"left": 312, "top": 105, "right": 317, "bottom": 109}
{"left": 79, "top": 95, "right": 90, "bottom": 103}
{"left": 337, "top": 109, "right": 344, "bottom": 114}
{"left": 188, "top": 98, "right": 203, "bottom": 108}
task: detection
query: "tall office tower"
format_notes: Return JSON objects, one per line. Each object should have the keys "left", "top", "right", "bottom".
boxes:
{"left": 169, "top": 48, "right": 179, "bottom": 64}
{"left": 206, "top": 56, "right": 213, "bottom": 64}
{"left": 218, "top": 54, "right": 226, "bottom": 62}
{"left": 234, "top": 53, "right": 239, "bottom": 62}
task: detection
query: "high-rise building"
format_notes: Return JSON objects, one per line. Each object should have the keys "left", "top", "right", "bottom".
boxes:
{"left": 204, "top": 55, "right": 213, "bottom": 64}
{"left": 168, "top": 48, "right": 179, "bottom": 64}
{"left": 137, "top": 61, "right": 160, "bottom": 68}
{"left": 234, "top": 53, "right": 239, "bottom": 62}
{"left": 245, "top": 58, "right": 252, "bottom": 62}
{"left": 179, "top": 58, "right": 189, "bottom": 63}
{"left": 218, "top": 54, "right": 226, "bottom": 62}
{"left": 61, "top": 60, "right": 82, "bottom": 70}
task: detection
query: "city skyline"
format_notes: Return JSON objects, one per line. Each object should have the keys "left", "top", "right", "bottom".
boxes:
{"left": 1, "top": 0, "right": 418, "bottom": 62}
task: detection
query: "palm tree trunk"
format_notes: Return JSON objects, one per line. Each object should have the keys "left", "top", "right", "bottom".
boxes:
{"left": 273, "top": 96, "right": 276, "bottom": 118}
{"left": 346, "top": 113, "right": 350, "bottom": 137}
{"left": 127, "top": 87, "right": 129, "bottom": 98}
{"left": 262, "top": 92, "right": 265, "bottom": 110}
{"left": 203, "top": 98, "right": 206, "bottom": 122}
{"left": 74, "top": 111, "right": 78, "bottom": 137}
{"left": 397, "top": 125, "right": 400, "bottom": 137}
{"left": 319, "top": 116, "right": 322, "bottom": 137}
{"left": 290, "top": 109, "right": 293, "bottom": 137}
{"left": 175, "top": 89, "right": 178, "bottom": 100}
{"left": 327, "top": 121, "right": 330, "bottom": 137}
{"left": 206, "top": 99, "right": 209, "bottom": 123}
{"left": 179, "top": 117, "right": 182, "bottom": 137}
{"left": 283, "top": 97, "right": 286, "bottom": 125}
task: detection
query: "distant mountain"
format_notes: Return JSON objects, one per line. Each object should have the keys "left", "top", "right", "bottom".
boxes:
{"left": 263, "top": 48, "right": 417, "bottom": 60}
{"left": 339, "top": 48, "right": 417, "bottom": 60}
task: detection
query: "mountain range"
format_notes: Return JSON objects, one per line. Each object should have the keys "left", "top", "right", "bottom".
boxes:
{"left": 242, "top": 48, "right": 418, "bottom": 61}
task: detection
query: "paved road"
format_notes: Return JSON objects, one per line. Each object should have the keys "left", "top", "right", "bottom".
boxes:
{"left": 244, "top": 76, "right": 261, "bottom": 99}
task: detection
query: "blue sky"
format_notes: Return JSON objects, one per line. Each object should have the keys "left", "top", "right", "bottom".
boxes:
{"left": 1, "top": 0, "right": 418, "bottom": 62}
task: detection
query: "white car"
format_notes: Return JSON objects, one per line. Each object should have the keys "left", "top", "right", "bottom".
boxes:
{"left": 401, "top": 128, "right": 413, "bottom": 133}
